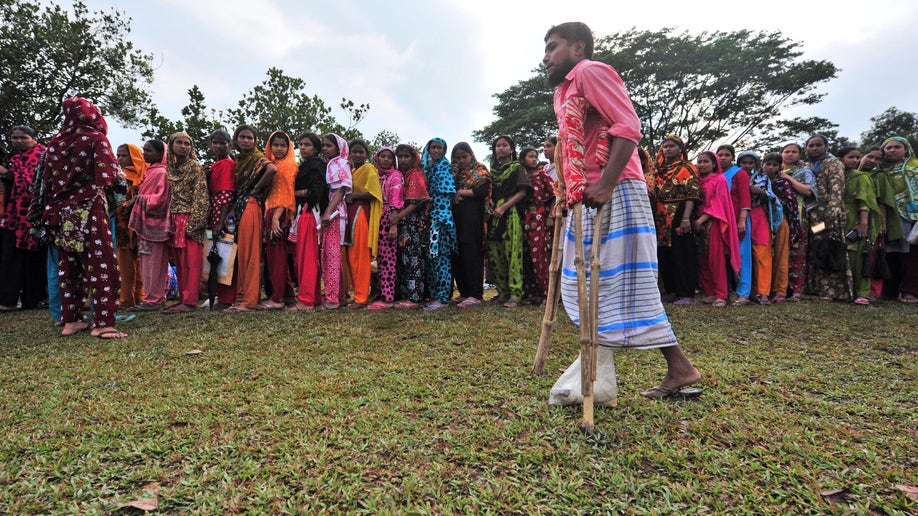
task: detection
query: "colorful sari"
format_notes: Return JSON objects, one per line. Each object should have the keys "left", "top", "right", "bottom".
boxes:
{"left": 41, "top": 98, "right": 122, "bottom": 327}
{"left": 0, "top": 141, "right": 46, "bottom": 309}
{"left": 421, "top": 138, "right": 457, "bottom": 304}
{"left": 844, "top": 168, "right": 882, "bottom": 299}
{"left": 805, "top": 152, "right": 851, "bottom": 300}
{"left": 523, "top": 164, "right": 555, "bottom": 302}
{"left": 346, "top": 158, "right": 382, "bottom": 305}
{"left": 396, "top": 146, "right": 428, "bottom": 303}
{"left": 487, "top": 155, "right": 531, "bottom": 303}
{"left": 375, "top": 147, "right": 403, "bottom": 303}
{"left": 263, "top": 131, "right": 298, "bottom": 304}
{"left": 452, "top": 156, "right": 490, "bottom": 301}
{"left": 653, "top": 136, "right": 701, "bottom": 299}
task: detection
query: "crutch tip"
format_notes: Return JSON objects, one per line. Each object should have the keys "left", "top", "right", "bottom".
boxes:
{"left": 579, "top": 421, "right": 595, "bottom": 434}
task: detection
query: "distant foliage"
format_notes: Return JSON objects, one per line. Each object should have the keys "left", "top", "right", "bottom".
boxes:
{"left": 0, "top": 0, "right": 154, "bottom": 155}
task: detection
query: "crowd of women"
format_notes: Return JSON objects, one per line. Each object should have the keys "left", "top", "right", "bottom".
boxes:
{"left": 648, "top": 135, "right": 918, "bottom": 306}
{"left": 1, "top": 98, "right": 916, "bottom": 338}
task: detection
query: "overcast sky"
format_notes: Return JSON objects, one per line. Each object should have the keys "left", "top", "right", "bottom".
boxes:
{"left": 87, "top": 0, "right": 918, "bottom": 158}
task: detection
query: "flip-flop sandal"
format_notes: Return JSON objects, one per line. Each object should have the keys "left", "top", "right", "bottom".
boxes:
{"left": 225, "top": 305, "right": 256, "bottom": 313}
{"left": 92, "top": 328, "right": 128, "bottom": 339}
{"left": 256, "top": 302, "right": 284, "bottom": 311}
{"left": 115, "top": 314, "right": 137, "bottom": 323}
{"left": 286, "top": 303, "right": 315, "bottom": 312}
{"left": 456, "top": 298, "right": 482, "bottom": 308}
{"left": 366, "top": 301, "right": 392, "bottom": 310}
{"left": 640, "top": 385, "right": 704, "bottom": 399}
{"left": 712, "top": 299, "right": 727, "bottom": 307}
{"left": 423, "top": 302, "right": 447, "bottom": 311}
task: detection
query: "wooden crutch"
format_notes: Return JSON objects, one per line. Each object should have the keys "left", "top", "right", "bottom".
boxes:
{"left": 578, "top": 202, "right": 606, "bottom": 433}
{"left": 532, "top": 199, "right": 566, "bottom": 374}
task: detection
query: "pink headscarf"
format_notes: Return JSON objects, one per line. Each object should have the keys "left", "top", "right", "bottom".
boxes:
{"left": 374, "top": 146, "right": 404, "bottom": 210}
{"left": 325, "top": 133, "right": 350, "bottom": 188}
{"left": 697, "top": 150, "right": 741, "bottom": 272}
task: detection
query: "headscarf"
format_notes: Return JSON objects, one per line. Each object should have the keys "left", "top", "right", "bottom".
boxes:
{"left": 453, "top": 144, "right": 491, "bottom": 207}
{"left": 325, "top": 133, "right": 350, "bottom": 188}
{"left": 350, "top": 141, "right": 383, "bottom": 256}
{"left": 399, "top": 145, "right": 428, "bottom": 203}
{"left": 804, "top": 134, "right": 833, "bottom": 178}
{"left": 697, "top": 150, "right": 741, "bottom": 273}
{"left": 880, "top": 136, "right": 918, "bottom": 221}
{"left": 129, "top": 140, "right": 173, "bottom": 243}
{"left": 166, "top": 131, "right": 210, "bottom": 243}
{"left": 120, "top": 143, "right": 146, "bottom": 187}
{"left": 375, "top": 146, "right": 404, "bottom": 210}
{"left": 489, "top": 135, "right": 526, "bottom": 202}
{"left": 264, "top": 131, "right": 297, "bottom": 213}
{"left": 742, "top": 150, "right": 784, "bottom": 234}
{"left": 233, "top": 124, "right": 265, "bottom": 214}
{"left": 41, "top": 97, "right": 122, "bottom": 252}
{"left": 422, "top": 137, "right": 457, "bottom": 259}
{"left": 652, "top": 135, "right": 701, "bottom": 246}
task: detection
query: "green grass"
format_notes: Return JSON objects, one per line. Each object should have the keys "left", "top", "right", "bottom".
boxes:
{"left": 1, "top": 299, "right": 916, "bottom": 513}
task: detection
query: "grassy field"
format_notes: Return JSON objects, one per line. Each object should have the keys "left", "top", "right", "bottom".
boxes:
{"left": 1, "top": 299, "right": 916, "bottom": 514}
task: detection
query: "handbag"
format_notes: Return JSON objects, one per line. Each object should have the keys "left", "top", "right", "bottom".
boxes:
{"left": 810, "top": 235, "right": 847, "bottom": 272}
{"left": 201, "top": 234, "right": 238, "bottom": 286}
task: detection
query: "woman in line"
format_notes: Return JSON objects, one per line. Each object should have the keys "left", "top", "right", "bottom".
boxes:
{"left": 717, "top": 144, "right": 752, "bottom": 305}
{"left": 761, "top": 152, "right": 797, "bottom": 303}
{"left": 879, "top": 136, "right": 918, "bottom": 303}
{"left": 693, "top": 151, "right": 740, "bottom": 307}
{"left": 367, "top": 146, "right": 402, "bottom": 310}
{"left": 164, "top": 132, "right": 209, "bottom": 313}
{"left": 129, "top": 140, "right": 172, "bottom": 312}
{"left": 43, "top": 98, "right": 127, "bottom": 338}
{"left": 0, "top": 125, "right": 46, "bottom": 311}
{"left": 487, "top": 135, "right": 531, "bottom": 307}
{"left": 421, "top": 138, "right": 457, "bottom": 310}
{"left": 260, "top": 131, "right": 297, "bottom": 310}
{"left": 287, "top": 132, "right": 327, "bottom": 311}
{"left": 319, "top": 133, "right": 351, "bottom": 310}
{"left": 450, "top": 142, "right": 490, "bottom": 308}
{"left": 779, "top": 143, "right": 816, "bottom": 301}
{"left": 520, "top": 145, "right": 555, "bottom": 305}
{"left": 652, "top": 135, "right": 701, "bottom": 304}
{"left": 393, "top": 144, "right": 428, "bottom": 309}
{"left": 742, "top": 150, "right": 782, "bottom": 305}
{"left": 344, "top": 138, "right": 382, "bottom": 309}
{"left": 206, "top": 129, "right": 236, "bottom": 309}
{"left": 114, "top": 143, "right": 145, "bottom": 308}
{"left": 844, "top": 147, "right": 884, "bottom": 305}
{"left": 804, "top": 134, "right": 852, "bottom": 301}
{"left": 226, "top": 125, "right": 276, "bottom": 313}
{"left": 864, "top": 146, "right": 901, "bottom": 300}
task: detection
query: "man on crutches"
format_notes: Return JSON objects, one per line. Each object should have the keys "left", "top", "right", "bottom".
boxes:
{"left": 542, "top": 22, "right": 701, "bottom": 422}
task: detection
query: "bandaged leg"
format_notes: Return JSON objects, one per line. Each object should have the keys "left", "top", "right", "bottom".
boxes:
{"left": 549, "top": 346, "right": 618, "bottom": 406}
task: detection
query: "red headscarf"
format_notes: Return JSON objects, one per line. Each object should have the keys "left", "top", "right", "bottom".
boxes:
{"left": 697, "top": 150, "right": 741, "bottom": 272}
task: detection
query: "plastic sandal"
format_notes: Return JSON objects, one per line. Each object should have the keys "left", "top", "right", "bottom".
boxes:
{"left": 854, "top": 297, "right": 870, "bottom": 305}
{"left": 366, "top": 301, "right": 392, "bottom": 310}
{"left": 423, "top": 302, "right": 447, "bottom": 311}
{"left": 712, "top": 299, "right": 727, "bottom": 307}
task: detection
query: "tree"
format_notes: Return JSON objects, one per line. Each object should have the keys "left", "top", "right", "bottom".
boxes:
{"left": 369, "top": 129, "right": 402, "bottom": 154}
{"left": 472, "top": 72, "right": 555, "bottom": 149}
{"left": 860, "top": 107, "right": 918, "bottom": 149}
{"left": 0, "top": 0, "right": 154, "bottom": 155}
{"left": 475, "top": 28, "right": 838, "bottom": 155}
{"left": 748, "top": 116, "right": 857, "bottom": 154}
{"left": 226, "top": 67, "right": 353, "bottom": 143}
{"left": 142, "top": 85, "right": 224, "bottom": 162}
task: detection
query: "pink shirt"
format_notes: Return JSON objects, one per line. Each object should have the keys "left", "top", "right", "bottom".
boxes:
{"left": 553, "top": 59, "right": 644, "bottom": 183}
